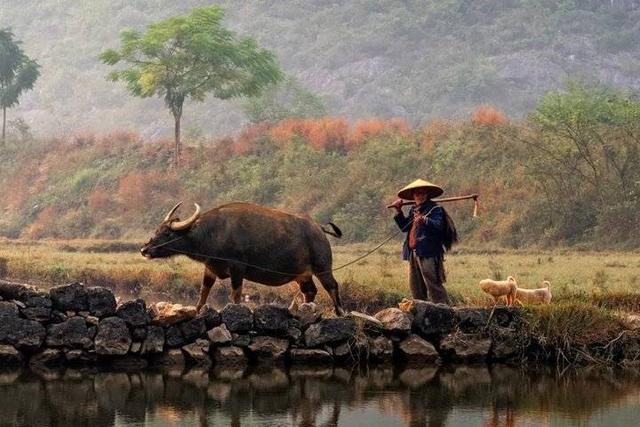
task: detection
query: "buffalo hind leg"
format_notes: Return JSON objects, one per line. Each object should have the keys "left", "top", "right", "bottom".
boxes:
{"left": 289, "top": 279, "right": 318, "bottom": 312}
{"left": 196, "top": 265, "right": 217, "bottom": 313}
{"left": 316, "top": 271, "right": 345, "bottom": 316}
{"left": 299, "top": 279, "right": 318, "bottom": 303}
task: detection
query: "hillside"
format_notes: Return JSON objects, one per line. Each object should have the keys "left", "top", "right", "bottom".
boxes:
{"left": 2, "top": 0, "right": 640, "bottom": 137}
{"left": 1, "top": 81, "right": 639, "bottom": 248}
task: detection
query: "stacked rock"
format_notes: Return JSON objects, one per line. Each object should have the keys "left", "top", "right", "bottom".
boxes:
{"left": 0, "top": 279, "right": 533, "bottom": 369}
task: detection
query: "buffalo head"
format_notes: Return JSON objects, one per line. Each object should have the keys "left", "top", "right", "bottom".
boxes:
{"left": 140, "top": 202, "right": 201, "bottom": 259}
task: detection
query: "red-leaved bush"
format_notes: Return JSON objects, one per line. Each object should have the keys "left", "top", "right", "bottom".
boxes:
{"left": 421, "top": 119, "right": 452, "bottom": 151}
{"left": 471, "top": 105, "right": 508, "bottom": 127}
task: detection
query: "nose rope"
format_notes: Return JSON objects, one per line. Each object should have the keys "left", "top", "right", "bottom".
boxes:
{"left": 142, "top": 211, "right": 428, "bottom": 277}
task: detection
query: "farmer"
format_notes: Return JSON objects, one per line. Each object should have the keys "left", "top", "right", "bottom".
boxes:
{"left": 389, "top": 179, "right": 457, "bottom": 304}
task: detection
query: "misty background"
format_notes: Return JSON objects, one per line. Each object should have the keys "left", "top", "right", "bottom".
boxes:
{"left": 3, "top": 0, "right": 640, "bottom": 138}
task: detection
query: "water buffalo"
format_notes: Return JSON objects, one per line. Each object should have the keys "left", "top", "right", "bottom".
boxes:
{"left": 140, "top": 202, "right": 345, "bottom": 315}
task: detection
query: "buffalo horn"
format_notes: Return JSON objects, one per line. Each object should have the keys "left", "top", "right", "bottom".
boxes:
{"left": 163, "top": 202, "right": 183, "bottom": 222}
{"left": 169, "top": 203, "right": 201, "bottom": 231}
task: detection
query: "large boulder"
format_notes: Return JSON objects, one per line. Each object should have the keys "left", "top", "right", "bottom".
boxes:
{"left": 153, "top": 348, "right": 185, "bottom": 367}
{"left": 149, "top": 302, "right": 197, "bottom": 326}
{"left": 440, "top": 332, "right": 492, "bottom": 362}
{"left": 180, "top": 317, "right": 207, "bottom": 342}
{"left": 304, "top": 318, "right": 356, "bottom": 347}
{"left": 50, "top": 282, "right": 88, "bottom": 311}
{"left": 94, "top": 317, "right": 131, "bottom": 355}
{"left": 18, "top": 290, "right": 53, "bottom": 322}
{"left": 398, "top": 334, "right": 439, "bottom": 363}
{"left": 221, "top": 304, "right": 253, "bottom": 332}
{"left": 0, "top": 344, "right": 23, "bottom": 366}
{"left": 231, "top": 333, "right": 251, "bottom": 348}
{"left": 491, "top": 328, "right": 520, "bottom": 361}
{"left": 64, "top": 349, "right": 97, "bottom": 365}
{"left": 87, "top": 287, "right": 117, "bottom": 318}
{"left": 0, "top": 301, "right": 18, "bottom": 318}
{"left": 289, "top": 348, "right": 332, "bottom": 364}
{"left": 198, "top": 305, "right": 221, "bottom": 329}
{"left": 208, "top": 324, "right": 233, "bottom": 345}
{"left": 20, "top": 306, "right": 51, "bottom": 323}
{"left": 116, "top": 299, "right": 149, "bottom": 327}
{"left": 46, "top": 316, "right": 93, "bottom": 349}
{"left": 213, "top": 345, "right": 247, "bottom": 366}
{"left": 0, "top": 280, "right": 40, "bottom": 301}
{"left": 0, "top": 315, "right": 46, "bottom": 350}
{"left": 368, "top": 336, "right": 394, "bottom": 362}
{"left": 141, "top": 326, "right": 165, "bottom": 354}
{"left": 454, "top": 308, "right": 490, "bottom": 332}
{"left": 165, "top": 325, "right": 185, "bottom": 348}
{"left": 491, "top": 307, "right": 523, "bottom": 328}
{"left": 253, "top": 305, "right": 291, "bottom": 335}
{"left": 286, "top": 319, "right": 303, "bottom": 343}
{"left": 294, "top": 302, "right": 321, "bottom": 329}
{"left": 374, "top": 308, "right": 411, "bottom": 335}
{"left": 399, "top": 299, "right": 454, "bottom": 336}
{"left": 350, "top": 311, "right": 384, "bottom": 335}
{"left": 247, "top": 336, "right": 289, "bottom": 360}
{"left": 182, "top": 339, "right": 212, "bottom": 368}
{"left": 29, "top": 348, "right": 63, "bottom": 367}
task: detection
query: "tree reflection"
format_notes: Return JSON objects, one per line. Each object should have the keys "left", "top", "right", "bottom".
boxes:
{"left": 0, "top": 364, "right": 639, "bottom": 426}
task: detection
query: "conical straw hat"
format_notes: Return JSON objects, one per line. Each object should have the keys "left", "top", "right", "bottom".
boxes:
{"left": 397, "top": 179, "right": 444, "bottom": 200}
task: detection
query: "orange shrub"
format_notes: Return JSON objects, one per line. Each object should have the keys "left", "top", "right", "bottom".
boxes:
{"left": 421, "top": 119, "right": 452, "bottom": 151}
{"left": 348, "top": 118, "right": 412, "bottom": 148}
{"left": 471, "top": 105, "right": 508, "bottom": 127}
{"left": 307, "top": 117, "right": 349, "bottom": 151}
{"left": 88, "top": 187, "right": 112, "bottom": 214}
{"left": 267, "top": 117, "right": 349, "bottom": 151}
{"left": 99, "top": 130, "right": 140, "bottom": 146}
{"left": 268, "top": 119, "right": 300, "bottom": 145}
{"left": 22, "top": 207, "right": 58, "bottom": 238}
{"left": 233, "top": 123, "right": 271, "bottom": 155}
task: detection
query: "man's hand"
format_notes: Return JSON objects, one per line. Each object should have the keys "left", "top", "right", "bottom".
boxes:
{"left": 389, "top": 199, "right": 404, "bottom": 213}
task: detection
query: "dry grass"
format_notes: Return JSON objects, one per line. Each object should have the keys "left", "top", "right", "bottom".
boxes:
{"left": 1, "top": 238, "right": 639, "bottom": 314}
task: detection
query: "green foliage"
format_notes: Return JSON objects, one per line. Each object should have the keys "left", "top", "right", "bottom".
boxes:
{"left": 0, "top": 82, "right": 639, "bottom": 248}
{"left": 0, "top": 28, "right": 39, "bottom": 143}
{"left": 100, "top": 5, "right": 283, "bottom": 165}
{"left": 527, "top": 81, "right": 640, "bottom": 243}
{"left": 241, "top": 76, "right": 327, "bottom": 123}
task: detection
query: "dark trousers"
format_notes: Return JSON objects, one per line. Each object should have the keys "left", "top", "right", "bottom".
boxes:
{"left": 408, "top": 251, "right": 449, "bottom": 304}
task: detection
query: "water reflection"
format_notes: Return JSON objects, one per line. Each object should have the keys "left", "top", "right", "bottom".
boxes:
{"left": 1, "top": 365, "right": 639, "bottom": 427}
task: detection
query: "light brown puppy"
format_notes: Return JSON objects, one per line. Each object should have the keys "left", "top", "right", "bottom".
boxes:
{"left": 479, "top": 276, "right": 518, "bottom": 306}
{"left": 515, "top": 280, "right": 552, "bottom": 305}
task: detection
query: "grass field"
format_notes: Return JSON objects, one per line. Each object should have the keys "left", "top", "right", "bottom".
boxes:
{"left": 1, "top": 238, "right": 639, "bottom": 313}
{"left": 3, "top": 238, "right": 640, "bottom": 363}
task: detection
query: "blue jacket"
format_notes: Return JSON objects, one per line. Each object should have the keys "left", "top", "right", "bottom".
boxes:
{"left": 394, "top": 200, "right": 446, "bottom": 260}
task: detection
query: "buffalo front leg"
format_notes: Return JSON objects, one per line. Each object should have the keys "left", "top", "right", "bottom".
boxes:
{"left": 196, "top": 266, "right": 217, "bottom": 313}
{"left": 230, "top": 268, "right": 244, "bottom": 304}
{"left": 316, "top": 271, "right": 346, "bottom": 316}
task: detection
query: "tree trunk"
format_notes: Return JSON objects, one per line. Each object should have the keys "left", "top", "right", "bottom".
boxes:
{"left": 170, "top": 96, "right": 184, "bottom": 168}
{"left": 1, "top": 106, "right": 6, "bottom": 146}
{"left": 174, "top": 113, "right": 181, "bottom": 167}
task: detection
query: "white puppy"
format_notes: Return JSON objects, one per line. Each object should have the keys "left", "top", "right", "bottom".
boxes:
{"left": 515, "top": 280, "right": 552, "bottom": 305}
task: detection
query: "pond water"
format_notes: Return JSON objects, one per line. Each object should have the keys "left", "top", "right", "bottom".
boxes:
{"left": 1, "top": 365, "right": 639, "bottom": 427}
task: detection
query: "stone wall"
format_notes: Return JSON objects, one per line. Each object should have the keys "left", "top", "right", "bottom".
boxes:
{"left": 0, "top": 279, "right": 638, "bottom": 368}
